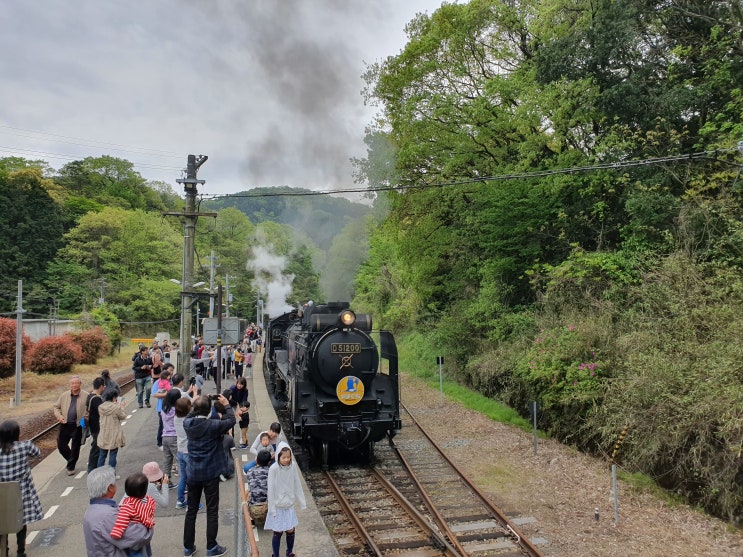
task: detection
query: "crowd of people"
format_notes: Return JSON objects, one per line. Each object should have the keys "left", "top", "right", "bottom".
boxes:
{"left": 18, "top": 326, "right": 306, "bottom": 557}
{"left": 189, "top": 322, "right": 263, "bottom": 382}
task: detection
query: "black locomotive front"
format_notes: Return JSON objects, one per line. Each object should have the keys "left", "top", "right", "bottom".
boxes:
{"left": 266, "top": 302, "right": 401, "bottom": 465}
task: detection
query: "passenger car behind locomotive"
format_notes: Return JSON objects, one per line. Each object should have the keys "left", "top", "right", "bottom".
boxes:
{"left": 264, "top": 302, "right": 401, "bottom": 465}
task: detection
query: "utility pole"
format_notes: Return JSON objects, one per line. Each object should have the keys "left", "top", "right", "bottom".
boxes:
{"left": 225, "top": 275, "right": 230, "bottom": 318}
{"left": 216, "top": 285, "right": 223, "bottom": 395}
{"left": 14, "top": 280, "right": 24, "bottom": 407}
{"left": 97, "top": 278, "right": 106, "bottom": 305}
{"left": 209, "top": 251, "right": 215, "bottom": 318}
{"left": 164, "top": 154, "right": 216, "bottom": 378}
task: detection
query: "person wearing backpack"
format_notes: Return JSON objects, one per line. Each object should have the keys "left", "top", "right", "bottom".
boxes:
{"left": 86, "top": 378, "right": 106, "bottom": 473}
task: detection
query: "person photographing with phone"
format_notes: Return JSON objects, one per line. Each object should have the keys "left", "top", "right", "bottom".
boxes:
{"left": 182, "top": 394, "right": 245, "bottom": 556}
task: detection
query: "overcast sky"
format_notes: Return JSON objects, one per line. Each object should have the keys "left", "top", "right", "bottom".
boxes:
{"left": 1, "top": 1, "right": 445, "bottom": 197}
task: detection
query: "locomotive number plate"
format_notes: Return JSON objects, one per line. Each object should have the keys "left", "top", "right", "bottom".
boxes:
{"left": 331, "top": 343, "right": 361, "bottom": 354}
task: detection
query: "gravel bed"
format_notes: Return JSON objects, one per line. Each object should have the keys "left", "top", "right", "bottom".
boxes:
{"left": 399, "top": 373, "right": 743, "bottom": 557}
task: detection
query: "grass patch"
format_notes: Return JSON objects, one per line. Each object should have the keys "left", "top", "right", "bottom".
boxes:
{"left": 397, "top": 330, "right": 535, "bottom": 434}
{"left": 617, "top": 469, "right": 686, "bottom": 507}
{"left": 434, "top": 379, "right": 533, "bottom": 432}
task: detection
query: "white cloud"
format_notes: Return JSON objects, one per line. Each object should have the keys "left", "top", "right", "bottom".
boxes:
{"left": 0, "top": 0, "right": 445, "bottom": 195}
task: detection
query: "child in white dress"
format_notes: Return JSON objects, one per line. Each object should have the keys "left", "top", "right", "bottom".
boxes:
{"left": 264, "top": 441, "right": 306, "bottom": 557}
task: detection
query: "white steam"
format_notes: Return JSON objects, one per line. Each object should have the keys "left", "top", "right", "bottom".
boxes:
{"left": 247, "top": 245, "right": 295, "bottom": 319}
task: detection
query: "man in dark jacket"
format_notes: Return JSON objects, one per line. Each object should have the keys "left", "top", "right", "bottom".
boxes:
{"left": 182, "top": 394, "right": 237, "bottom": 557}
{"left": 132, "top": 346, "right": 154, "bottom": 408}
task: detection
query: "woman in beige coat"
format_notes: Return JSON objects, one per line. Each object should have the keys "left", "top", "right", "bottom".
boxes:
{"left": 96, "top": 390, "right": 127, "bottom": 469}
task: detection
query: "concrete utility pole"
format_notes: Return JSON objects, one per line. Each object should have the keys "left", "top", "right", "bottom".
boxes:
{"left": 209, "top": 251, "right": 215, "bottom": 318}
{"left": 14, "top": 280, "right": 24, "bottom": 407}
{"left": 164, "top": 155, "right": 216, "bottom": 378}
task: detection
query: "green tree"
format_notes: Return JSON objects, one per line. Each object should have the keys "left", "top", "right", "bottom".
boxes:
{"left": 52, "top": 207, "right": 183, "bottom": 317}
{"left": 0, "top": 168, "right": 65, "bottom": 313}
{"left": 56, "top": 156, "right": 168, "bottom": 213}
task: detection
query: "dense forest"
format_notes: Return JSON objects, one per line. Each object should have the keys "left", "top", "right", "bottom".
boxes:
{"left": 348, "top": 0, "right": 743, "bottom": 522}
{"left": 0, "top": 155, "right": 371, "bottom": 333}
{"left": 3, "top": 0, "right": 743, "bottom": 523}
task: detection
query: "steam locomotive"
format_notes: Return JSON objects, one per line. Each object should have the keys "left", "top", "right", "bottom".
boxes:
{"left": 264, "top": 301, "right": 401, "bottom": 466}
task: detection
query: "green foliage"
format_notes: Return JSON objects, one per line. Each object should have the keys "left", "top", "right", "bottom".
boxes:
{"left": 204, "top": 187, "right": 370, "bottom": 251}
{"left": 397, "top": 331, "right": 532, "bottom": 431}
{"left": 518, "top": 324, "right": 607, "bottom": 403}
{"left": 64, "top": 327, "right": 111, "bottom": 364}
{"left": 0, "top": 318, "right": 32, "bottom": 379}
{"left": 53, "top": 207, "right": 183, "bottom": 315}
{"left": 28, "top": 336, "right": 82, "bottom": 374}
{"left": 0, "top": 168, "right": 65, "bottom": 313}
{"left": 56, "top": 156, "right": 167, "bottom": 212}
{"left": 88, "top": 306, "right": 123, "bottom": 354}
{"left": 617, "top": 470, "right": 686, "bottom": 508}
{"left": 531, "top": 245, "right": 644, "bottom": 309}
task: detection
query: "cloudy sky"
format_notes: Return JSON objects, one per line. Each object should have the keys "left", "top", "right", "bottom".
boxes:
{"left": 1, "top": 1, "right": 445, "bottom": 197}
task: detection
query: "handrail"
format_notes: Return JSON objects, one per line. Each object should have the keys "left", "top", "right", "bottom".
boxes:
{"left": 234, "top": 458, "right": 260, "bottom": 556}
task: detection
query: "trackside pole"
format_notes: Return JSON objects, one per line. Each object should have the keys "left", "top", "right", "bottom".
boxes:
{"left": 612, "top": 464, "right": 620, "bottom": 526}
{"left": 531, "top": 401, "right": 538, "bottom": 456}
{"left": 436, "top": 356, "right": 444, "bottom": 404}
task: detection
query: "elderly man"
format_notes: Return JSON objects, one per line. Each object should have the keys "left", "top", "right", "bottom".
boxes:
{"left": 83, "top": 466, "right": 153, "bottom": 557}
{"left": 53, "top": 375, "right": 89, "bottom": 476}
{"left": 183, "top": 394, "right": 240, "bottom": 557}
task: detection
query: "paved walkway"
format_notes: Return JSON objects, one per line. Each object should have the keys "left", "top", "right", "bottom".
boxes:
{"left": 26, "top": 353, "right": 339, "bottom": 557}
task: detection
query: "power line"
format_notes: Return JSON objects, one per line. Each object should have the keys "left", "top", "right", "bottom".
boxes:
{"left": 201, "top": 147, "right": 738, "bottom": 201}
{"left": 0, "top": 145, "right": 185, "bottom": 172}
{"left": 0, "top": 124, "right": 182, "bottom": 157}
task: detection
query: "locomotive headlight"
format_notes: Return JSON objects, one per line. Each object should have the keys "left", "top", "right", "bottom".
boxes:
{"left": 339, "top": 310, "right": 356, "bottom": 327}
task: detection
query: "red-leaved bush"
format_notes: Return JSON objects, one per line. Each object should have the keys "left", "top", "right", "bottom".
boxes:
{"left": 28, "top": 336, "right": 83, "bottom": 375}
{"left": 65, "top": 327, "right": 112, "bottom": 364}
{"left": 0, "top": 317, "right": 32, "bottom": 379}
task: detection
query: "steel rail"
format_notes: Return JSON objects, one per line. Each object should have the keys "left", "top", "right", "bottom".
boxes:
{"left": 400, "top": 401, "right": 545, "bottom": 557}
{"left": 30, "top": 377, "right": 136, "bottom": 445}
{"left": 323, "top": 469, "right": 384, "bottom": 556}
{"left": 369, "top": 468, "right": 461, "bottom": 556}
{"left": 384, "top": 445, "right": 470, "bottom": 556}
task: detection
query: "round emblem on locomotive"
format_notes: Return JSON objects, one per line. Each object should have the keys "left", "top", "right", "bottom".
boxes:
{"left": 336, "top": 375, "right": 364, "bottom": 405}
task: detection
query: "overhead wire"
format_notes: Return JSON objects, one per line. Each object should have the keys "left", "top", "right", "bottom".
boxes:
{"left": 200, "top": 147, "right": 739, "bottom": 201}
{"left": 0, "top": 123, "right": 182, "bottom": 157}
{"left": 0, "top": 122, "right": 186, "bottom": 174}
{"left": 0, "top": 145, "right": 185, "bottom": 172}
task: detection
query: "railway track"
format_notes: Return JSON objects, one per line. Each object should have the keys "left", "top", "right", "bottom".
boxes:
{"left": 303, "top": 403, "right": 547, "bottom": 557}
{"left": 27, "top": 375, "right": 136, "bottom": 462}
{"left": 309, "top": 467, "right": 458, "bottom": 556}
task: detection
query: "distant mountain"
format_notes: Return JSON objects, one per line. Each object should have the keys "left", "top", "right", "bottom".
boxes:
{"left": 204, "top": 187, "right": 371, "bottom": 250}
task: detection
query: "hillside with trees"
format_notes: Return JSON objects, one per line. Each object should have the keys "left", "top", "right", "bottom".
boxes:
{"left": 204, "top": 186, "right": 371, "bottom": 251}
{"left": 352, "top": 0, "right": 743, "bottom": 522}
{"left": 0, "top": 156, "right": 323, "bottom": 329}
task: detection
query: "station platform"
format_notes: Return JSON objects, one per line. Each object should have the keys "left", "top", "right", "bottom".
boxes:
{"left": 26, "top": 355, "right": 339, "bottom": 557}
